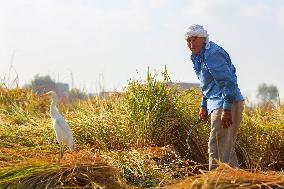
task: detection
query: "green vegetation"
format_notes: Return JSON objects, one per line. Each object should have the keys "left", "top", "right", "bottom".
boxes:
{"left": 0, "top": 70, "right": 283, "bottom": 188}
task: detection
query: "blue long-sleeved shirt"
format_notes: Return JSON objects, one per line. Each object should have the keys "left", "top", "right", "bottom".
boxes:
{"left": 190, "top": 41, "right": 243, "bottom": 113}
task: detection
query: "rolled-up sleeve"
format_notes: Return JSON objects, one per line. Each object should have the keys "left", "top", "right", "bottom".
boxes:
{"left": 205, "top": 52, "right": 237, "bottom": 110}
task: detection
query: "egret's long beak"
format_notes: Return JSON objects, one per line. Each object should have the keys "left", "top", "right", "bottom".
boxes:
{"left": 39, "top": 93, "right": 49, "bottom": 97}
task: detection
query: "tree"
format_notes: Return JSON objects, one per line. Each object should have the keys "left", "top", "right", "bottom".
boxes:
{"left": 25, "top": 74, "right": 89, "bottom": 101}
{"left": 256, "top": 83, "right": 279, "bottom": 105}
{"left": 24, "top": 74, "right": 56, "bottom": 94}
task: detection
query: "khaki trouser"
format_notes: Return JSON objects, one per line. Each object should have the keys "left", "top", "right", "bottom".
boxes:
{"left": 208, "top": 100, "right": 244, "bottom": 170}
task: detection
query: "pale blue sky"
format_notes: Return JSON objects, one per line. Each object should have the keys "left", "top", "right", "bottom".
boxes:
{"left": 1, "top": 0, "right": 284, "bottom": 101}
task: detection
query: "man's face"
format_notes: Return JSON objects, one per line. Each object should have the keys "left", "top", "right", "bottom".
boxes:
{"left": 186, "top": 36, "right": 206, "bottom": 54}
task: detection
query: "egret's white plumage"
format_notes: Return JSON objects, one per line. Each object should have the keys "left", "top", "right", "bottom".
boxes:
{"left": 44, "top": 91, "right": 75, "bottom": 158}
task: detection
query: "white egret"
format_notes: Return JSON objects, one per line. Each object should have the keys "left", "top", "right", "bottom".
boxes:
{"left": 41, "top": 91, "right": 75, "bottom": 158}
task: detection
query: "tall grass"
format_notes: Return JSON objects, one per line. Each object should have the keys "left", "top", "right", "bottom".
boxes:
{"left": 239, "top": 105, "right": 284, "bottom": 170}
{"left": 0, "top": 70, "right": 283, "bottom": 188}
{"left": 66, "top": 69, "right": 209, "bottom": 163}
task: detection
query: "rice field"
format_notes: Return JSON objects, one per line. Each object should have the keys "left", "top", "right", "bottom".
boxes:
{"left": 0, "top": 72, "right": 283, "bottom": 188}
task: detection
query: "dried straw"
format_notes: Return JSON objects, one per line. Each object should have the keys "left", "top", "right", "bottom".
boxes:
{"left": 4, "top": 163, "right": 123, "bottom": 189}
{"left": 167, "top": 163, "right": 284, "bottom": 189}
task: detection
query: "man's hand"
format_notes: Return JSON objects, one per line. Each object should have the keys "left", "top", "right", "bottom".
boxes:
{"left": 221, "top": 110, "right": 232, "bottom": 128}
{"left": 199, "top": 107, "right": 208, "bottom": 121}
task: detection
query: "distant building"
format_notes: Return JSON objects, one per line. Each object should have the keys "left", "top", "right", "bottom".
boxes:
{"left": 166, "top": 82, "right": 199, "bottom": 90}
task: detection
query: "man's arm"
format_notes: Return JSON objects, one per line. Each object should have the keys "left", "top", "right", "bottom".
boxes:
{"left": 199, "top": 95, "right": 208, "bottom": 121}
{"left": 201, "top": 94, "right": 207, "bottom": 109}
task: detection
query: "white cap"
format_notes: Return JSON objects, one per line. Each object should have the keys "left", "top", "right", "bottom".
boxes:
{"left": 184, "top": 24, "right": 210, "bottom": 48}
{"left": 184, "top": 24, "right": 208, "bottom": 39}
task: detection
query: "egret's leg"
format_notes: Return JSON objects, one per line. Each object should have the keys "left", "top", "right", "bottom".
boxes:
{"left": 61, "top": 144, "right": 65, "bottom": 158}
{"left": 59, "top": 143, "right": 64, "bottom": 159}
{"left": 59, "top": 145, "right": 62, "bottom": 159}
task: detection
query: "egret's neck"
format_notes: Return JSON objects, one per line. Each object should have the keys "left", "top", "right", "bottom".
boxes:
{"left": 50, "top": 99, "right": 59, "bottom": 118}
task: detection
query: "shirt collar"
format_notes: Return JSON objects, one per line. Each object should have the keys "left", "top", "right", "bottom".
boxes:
{"left": 205, "top": 41, "right": 210, "bottom": 49}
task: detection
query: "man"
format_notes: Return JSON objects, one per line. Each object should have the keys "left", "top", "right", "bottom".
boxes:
{"left": 184, "top": 24, "right": 244, "bottom": 170}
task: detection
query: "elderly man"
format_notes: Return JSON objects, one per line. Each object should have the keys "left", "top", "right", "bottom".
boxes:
{"left": 184, "top": 24, "right": 244, "bottom": 170}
